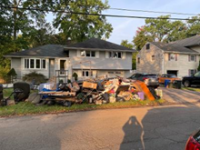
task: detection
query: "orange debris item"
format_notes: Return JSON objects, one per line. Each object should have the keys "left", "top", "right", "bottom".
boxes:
{"left": 131, "top": 80, "right": 155, "bottom": 101}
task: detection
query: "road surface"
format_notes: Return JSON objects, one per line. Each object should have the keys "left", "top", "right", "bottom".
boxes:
{"left": 0, "top": 103, "right": 200, "bottom": 150}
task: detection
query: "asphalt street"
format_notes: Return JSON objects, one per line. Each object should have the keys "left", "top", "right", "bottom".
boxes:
{"left": 0, "top": 103, "right": 200, "bottom": 150}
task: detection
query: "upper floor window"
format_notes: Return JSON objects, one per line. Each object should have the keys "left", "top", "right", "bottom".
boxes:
{"left": 151, "top": 55, "right": 155, "bottom": 61}
{"left": 81, "top": 51, "right": 96, "bottom": 57}
{"left": 24, "top": 58, "right": 46, "bottom": 69}
{"left": 146, "top": 44, "right": 150, "bottom": 50}
{"left": 189, "top": 55, "right": 197, "bottom": 62}
{"left": 82, "top": 70, "right": 93, "bottom": 77}
{"left": 109, "top": 51, "right": 122, "bottom": 58}
{"left": 168, "top": 53, "right": 178, "bottom": 61}
{"left": 138, "top": 57, "right": 140, "bottom": 64}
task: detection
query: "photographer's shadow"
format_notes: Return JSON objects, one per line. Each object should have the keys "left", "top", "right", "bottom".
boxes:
{"left": 120, "top": 116, "right": 144, "bottom": 150}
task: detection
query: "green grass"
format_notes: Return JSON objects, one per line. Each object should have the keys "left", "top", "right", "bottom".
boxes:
{"left": 0, "top": 100, "right": 165, "bottom": 117}
{"left": 0, "top": 88, "right": 165, "bottom": 117}
{"left": 182, "top": 87, "right": 200, "bottom": 92}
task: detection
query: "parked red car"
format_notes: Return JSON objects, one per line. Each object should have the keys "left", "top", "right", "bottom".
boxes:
{"left": 185, "top": 129, "right": 200, "bottom": 150}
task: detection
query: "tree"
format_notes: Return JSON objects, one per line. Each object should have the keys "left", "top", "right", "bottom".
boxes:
{"left": 120, "top": 40, "right": 137, "bottom": 70}
{"left": 121, "top": 40, "right": 134, "bottom": 49}
{"left": 186, "top": 15, "right": 200, "bottom": 37}
{"left": 133, "top": 26, "right": 154, "bottom": 50}
{"left": 28, "top": 15, "right": 55, "bottom": 47}
{"left": 133, "top": 16, "right": 187, "bottom": 50}
{"left": 53, "top": 0, "right": 113, "bottom": 42}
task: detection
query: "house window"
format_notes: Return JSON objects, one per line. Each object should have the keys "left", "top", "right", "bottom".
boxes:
{"left": 152, "top": 55, "right": 155, "bottom": 61}
{"left": 24, "top": 59, "right": 29, "bottom": 69}
{"left": 42, "top": 59, "right": 46, "bottom": 69}
{"left": 168, "top": 53, "right": 178, "bottom": 61}
{"left": 146, "top": 44, "right": 150, "bottom": 50}
{"left": 36, "top": 59, "right": 40, "bottom": 69}
{"left": 24, "top": 58, "right": 46, "bottom": 69}
{"left": 81, "top": 51, "right": 96, "bottom": 57}
{"left": 189, "top": 55, "right": 196, "bottom": 62}
{"left": 138, "top": 57, "right": 140, "bottom": 64}
{"left": 82, "top": 70, "right": 92, "bottom": 77}
{"left": 109, "top": 52, "right": 122, "bottom": 58}
{"left": 30, "top": 59, "right": 34, "bottom": 68}
{"left": 189, "top": 69, "right": 197, "bottom": 76}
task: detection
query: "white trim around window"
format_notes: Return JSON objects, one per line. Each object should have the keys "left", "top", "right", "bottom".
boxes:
{"left": 24, "top": 58, "right": 46, "bottom": 70}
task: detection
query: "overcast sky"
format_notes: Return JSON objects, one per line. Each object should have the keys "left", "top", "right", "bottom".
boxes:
{"left": 46, "top": 0, "right": 200, "bottom": 44}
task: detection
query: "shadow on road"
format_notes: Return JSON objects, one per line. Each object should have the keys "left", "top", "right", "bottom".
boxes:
{"left": 120, "top": 116, "right": 144, "bottom": 150}
{"left": 120, "top": 104, "right": 200, "bottom": 150}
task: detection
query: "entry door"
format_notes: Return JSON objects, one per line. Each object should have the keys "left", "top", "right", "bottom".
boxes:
{"left": 49, "top": 59, "right": 55, "bottom": 78}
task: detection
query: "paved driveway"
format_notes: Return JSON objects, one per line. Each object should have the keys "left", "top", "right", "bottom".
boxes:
{"left": 161, "top": 87, "right": 200, "bottom": 104}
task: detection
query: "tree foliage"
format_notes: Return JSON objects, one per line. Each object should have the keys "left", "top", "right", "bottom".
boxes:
{"left": 121, "top": 40, "right": 134, "bottom": 49}
{"left": 133, "top": 15, "right": 200, "bottom": 50}
{"left": 53, "top": 0, "right": 113, "bottom": 42}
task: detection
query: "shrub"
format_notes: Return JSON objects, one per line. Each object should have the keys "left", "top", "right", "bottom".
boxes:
{"left": 0, "top": 67, "right": 9, "bottom": 83}
{"left": 7, "top": 68, "right": 17, "bottom": 82}
{"left": 72, "top": 72, "right": 78, "bottom": 81}
{"left": 22, "top": 71, "right": 46, "bottom": 85}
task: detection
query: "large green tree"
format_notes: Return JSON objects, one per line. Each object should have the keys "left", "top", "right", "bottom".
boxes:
{"left": 133, "top": 16, "right": 188, "bottom": 50}
{"left": 53, "top": 0, "right": 113, "bottom": 42}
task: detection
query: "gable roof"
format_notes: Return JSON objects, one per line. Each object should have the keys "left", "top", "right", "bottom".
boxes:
{"left": 174, "top": 35, "right": 200, "bottom": 47}
{"left": 5, "top": 44, "right": 68, "bottom": 58}
{"left": 151, "top": 42, "right": 199, "bottom": 54}
{"left": 66, "top": 38, "right": 135, "bottom": 52}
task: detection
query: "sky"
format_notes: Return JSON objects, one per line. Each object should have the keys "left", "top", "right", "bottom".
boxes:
{"left": 46, "top": 0, "right": 200, "bottom": 44}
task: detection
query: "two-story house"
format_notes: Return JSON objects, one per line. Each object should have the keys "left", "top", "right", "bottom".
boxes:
{"left": 137, "top": 35, "right": 200, "bottom": 78}
{"left": 5, "top": 38, "right": 135, "bottom": 81}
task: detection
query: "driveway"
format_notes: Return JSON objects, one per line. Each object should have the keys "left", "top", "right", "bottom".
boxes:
{"left": 161, "top": 87, "right": 200, "bottom": 104}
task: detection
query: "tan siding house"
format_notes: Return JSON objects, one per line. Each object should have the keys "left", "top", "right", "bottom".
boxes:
{"left": 137, "top": 35, "right": 200, "bottom": 78}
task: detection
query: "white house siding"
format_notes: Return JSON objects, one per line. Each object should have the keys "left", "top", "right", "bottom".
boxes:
{"left": 137, "top": 43, "right": 164, "bottom": 75}
{"left": 73, "top": 70, "right": 126, "bottom": 80}
{"left": 20, "top": 58, "right": 50, "bottom": 79}
{"left": 11, "top": 58, "right": 22, "bottom": 78}
{"left": 164, "top": 53, "right": 199, "bottom": 78}
{"left": 69, "top": 50, "right": 132, "bottom": 70}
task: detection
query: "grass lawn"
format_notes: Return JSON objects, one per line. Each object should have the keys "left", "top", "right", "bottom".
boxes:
{"left": 0, "top": 88, "right": 165, "bottom": 117}
{"left": 182, "top": 87, "right": 200, "bottom": 92}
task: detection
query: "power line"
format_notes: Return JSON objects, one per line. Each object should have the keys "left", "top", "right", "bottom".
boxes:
{"left": 107, "top": 7, "right": 197, "bottom": 16}
{"left": 1, "top": 6, "right": 200, "bottom": 21}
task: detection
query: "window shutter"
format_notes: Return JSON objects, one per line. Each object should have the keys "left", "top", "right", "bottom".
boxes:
{"left": 168, "top": 53, "right": 170, "bottom": 61}
{"left": 105, "top": 52, "right": 109, "bottom": 58}
{"left": 175, "top": 54, "right": 178, "bottom": 61}
{"left": 188, "top": 55, "right": 190, "bottom": 62}
{"left": 77, "top": 50, "right": 81, "bottom": 57}
{"left": 194, "top": 55, "right": 197, "bottom": 62}
{"left": 122, "top": 52, "right": 126, "bottom": 59}
{"left": 96, "top": 51, "right": 99, "bottom": 58}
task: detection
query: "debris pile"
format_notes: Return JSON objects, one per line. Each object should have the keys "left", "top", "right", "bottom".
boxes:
{"left": 35, "top": 76, "right": 161, "bottom": 107}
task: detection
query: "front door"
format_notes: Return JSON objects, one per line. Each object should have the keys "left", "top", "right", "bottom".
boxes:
{"left": 49, "top": 59, "right": 55, "bottom": 78}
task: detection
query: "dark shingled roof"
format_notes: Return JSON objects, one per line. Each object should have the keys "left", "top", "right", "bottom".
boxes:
{"left": 67, "top": 38, "right": 134, "bottom": 51}
{"left": 151, "top": 42, "right": 199, "bottom": 54}
{"left": 5, "top": 38, "right": 135, "bottom": 57}
{"left": 5, "top": 44, "right": 69, "bottom": 57}
{"left": 174, "top": 35, "right": 200, "bottom": 47}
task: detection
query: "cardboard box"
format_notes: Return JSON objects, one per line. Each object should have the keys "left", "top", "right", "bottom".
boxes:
{"left": 82, "top": 81, "right": 97, "bottom": 89}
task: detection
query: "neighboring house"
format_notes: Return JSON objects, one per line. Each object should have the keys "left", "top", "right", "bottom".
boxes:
{"left": 137, "top": 35, "right": 200, "bottom": 78}
{"left": 4, "top": 38, "right": 136, "bottom": 81}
